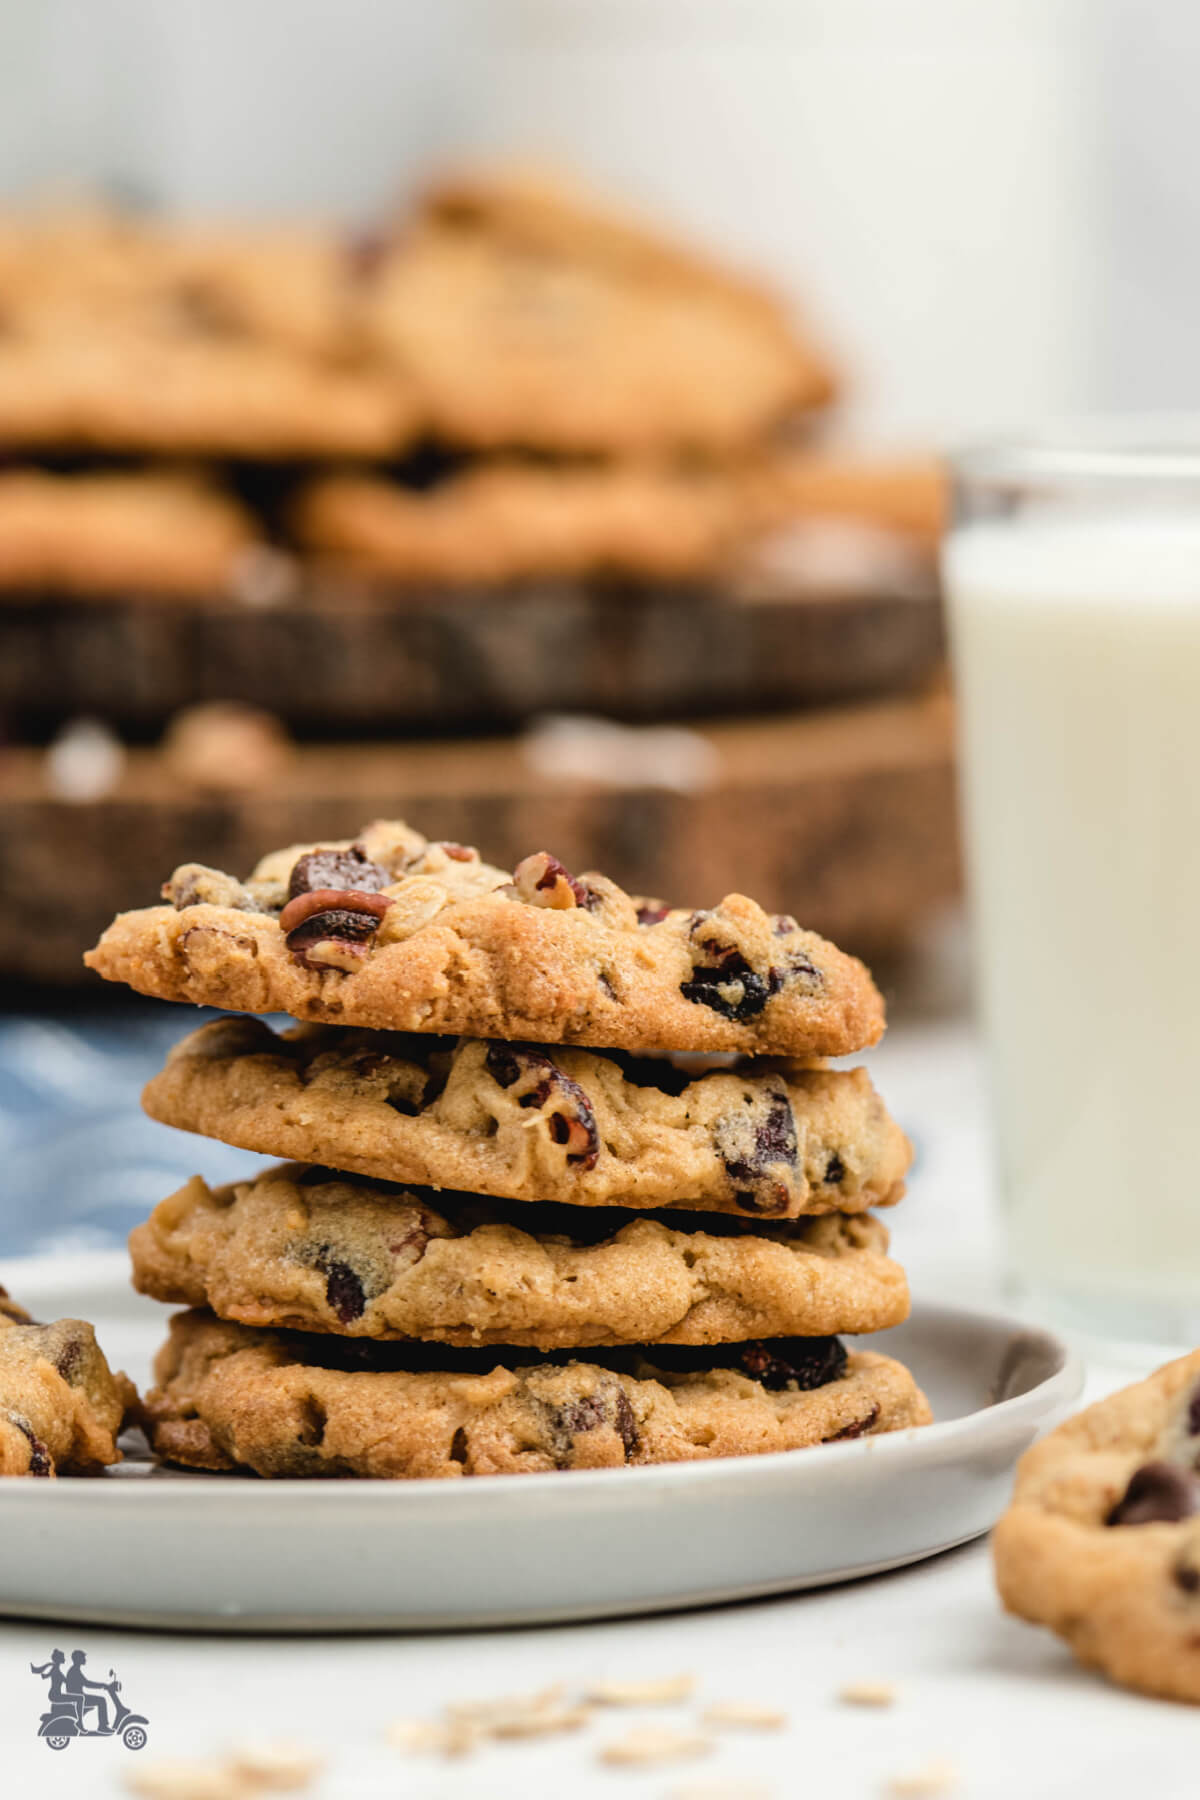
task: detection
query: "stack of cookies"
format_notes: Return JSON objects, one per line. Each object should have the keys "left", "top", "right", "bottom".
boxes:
{"left": 86, "top": 819, "right": 931, "bottom": 1479}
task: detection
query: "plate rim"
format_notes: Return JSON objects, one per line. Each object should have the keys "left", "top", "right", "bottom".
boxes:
{"left": 0, "top": 1251, "right": 1086, "bottom": 1506}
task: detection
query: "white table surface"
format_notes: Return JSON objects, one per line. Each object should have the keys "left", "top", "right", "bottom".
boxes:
{"left": 0, "top": 1015, "right": 1188, "bottom": 1798}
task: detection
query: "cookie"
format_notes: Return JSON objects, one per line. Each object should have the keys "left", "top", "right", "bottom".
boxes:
{"left": 763, "top": 452, "right": 947, "bottom": 550}
{"left": 0, "top": 470, "right": 258, "bottom": 598}
{"left": 142, "top": 1019, "right": 909, "bottom": 1219}
{"left": 993, "top": 1350, "right": 1200, "bottom": 1703}
{"left": 0, "top": 336, "right": 412, "bottom": 459}
{"left": 291, "top": 460, "right": 762, "bottom": 583}
{"left": 84, "top": 821, "right": 885, "bottom": 1057}
{"left": 364, "top": 222, "right": 831, "bottom": 456}
{"left": 0, "top": 1316, "right": 135, "bottom": 1477}
{"left": 143, "top": 1309, "right": 931, "bottom": 1477}
{"left": 129, "top": 1162, "right": 908, "bottom": 1348}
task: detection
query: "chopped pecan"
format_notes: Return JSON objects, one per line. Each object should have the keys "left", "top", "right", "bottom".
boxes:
{"left": 512, "top": 852, "right": 596, "bottom": 910}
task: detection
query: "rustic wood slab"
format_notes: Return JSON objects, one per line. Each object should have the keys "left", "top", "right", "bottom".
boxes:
{"left": 0, "top": 562, "right": 943, "bottom": 733}
{"left": 0, "top": 689, "right": 958, "bottom": 985}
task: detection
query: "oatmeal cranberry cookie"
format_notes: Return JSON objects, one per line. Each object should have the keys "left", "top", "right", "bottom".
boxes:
{"left": 0, "top": 335, "right": 411, "bottom": 459}
{"left": 0, "top": 1317, "right": 135, "bottom": 1477}
{"left": 143, "top": 1019, "right": 908, "bottom": 1218}
{"left": 364, "top": 210, "right": 832, "bottom": 455}
{"left": 994, "top": 1350, "right": 1200, "bottom": 1703}
{"left": 291, "top": 459, "right": 761, "bottom": 584}
{"left": 85, "top": 822, "right": 885, "bottom": 1057}
{"left": 0, "top": 470, "right": 257, "bottom": 598}
{"left": 129, "top": 1163, "right": 909, "bottom": 1349}
{"left": 143, "top": 1309, "right": 931, "bottom": 1478}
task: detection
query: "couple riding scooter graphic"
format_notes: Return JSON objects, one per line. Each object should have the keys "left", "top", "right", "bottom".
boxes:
{"left": 31, "top": 1648, "right": 149, "bottom": 1751}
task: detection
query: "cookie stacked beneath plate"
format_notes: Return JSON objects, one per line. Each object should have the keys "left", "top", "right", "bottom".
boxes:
{"left": 87, "top": 819, "right": 931, "bottom": 1478}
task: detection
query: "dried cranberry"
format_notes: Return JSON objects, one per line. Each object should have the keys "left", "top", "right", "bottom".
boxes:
{"left": 311, "top": 1251, "right": 367, "bottom": 1325}
{"left": 288, "top": 847, "right": 388, "bottom": 901}
{"left": 681, "top": 954, "right": 775, "bottom": 1023}
{"left": 553, "top": 1385, "right": 638, "bottom": 1458}
{"left": 636, "top": 902, "right": 672, "bottom": 927}
{"left": 7, "top": 1413, "right": 52, "bottom": 1476}
{"left": 771, "top": 913, "right": 800, "bottom": 936}
{"left": 53, "top": 1336, "right": 84, "bottom": 1383}
{"left": 484, "top": 1044, "right": 599, "bottom": 1168}
{"left": 718, "top": 1090, "right": 799, "bottom": 1215}
{"left": 1187, "top": 1384, "right": 1200, "bottom": 1436}
{"left": 826, "top": 1404, "right": 880, "bottom": 1441}
{"left": 1107, "top": 1460, "right": 1200, "bottom": 1526}
{"left": 739, "top": 1337, "right": 847, "bottom": 1392}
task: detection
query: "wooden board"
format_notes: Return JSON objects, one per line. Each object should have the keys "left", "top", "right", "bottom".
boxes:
{"left": 0, "top": 688, "right": 959, "bottom": 985}
{"left": 0, "top": 564, "right": 943, "bottom": 733}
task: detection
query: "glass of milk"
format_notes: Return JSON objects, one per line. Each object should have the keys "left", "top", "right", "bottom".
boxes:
{"left": 944, "top": 431, "right": 1200, "bottom": 1342}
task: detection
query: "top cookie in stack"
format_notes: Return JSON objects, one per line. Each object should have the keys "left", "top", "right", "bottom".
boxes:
{"left": 86, "top": 820, "right": 931, "bottom": 1479}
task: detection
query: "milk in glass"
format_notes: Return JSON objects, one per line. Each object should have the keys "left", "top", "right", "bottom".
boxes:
{"left": 944, "top": 514, "right": 1200, "bottom": 1334}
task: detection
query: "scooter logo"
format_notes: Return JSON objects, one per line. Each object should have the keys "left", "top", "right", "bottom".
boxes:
{"left": 30, "top": 1649, "right": 150, "bottom": 1752}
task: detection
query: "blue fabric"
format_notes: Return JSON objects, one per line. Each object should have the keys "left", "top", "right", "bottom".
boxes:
{"left": 0, "top": 1002, "right": 274, "bottom": 1256}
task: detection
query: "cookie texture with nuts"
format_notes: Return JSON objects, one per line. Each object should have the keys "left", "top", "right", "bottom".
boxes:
{"left": 142, "top": 1019, "right": 909, "bottom": 1220}
{"left": 143, "top": 1309, "right": 930, "bottom": 1478}
{"left": 0, "top": 1317, "right": 135, "bottom": 1477}
{"left": 994, "top": 1349, "right": 1200, "bottom": 1703}
{"left": 84, "top": 820, "right": 885, "bottom": 1057}
{"left": 129, "top": 1163, "right": 909, "bottom": 1348}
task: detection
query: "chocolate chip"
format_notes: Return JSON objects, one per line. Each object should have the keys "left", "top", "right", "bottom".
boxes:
{"left": 681, "top": 955, "right": 775, "bottom": 1023}
{"left": 485, "top": 1044, "right": 600, "bottom": 1168}
{"left": 288, "top": 847, "right": 388, "bottom": 901}
{"left": 313, "top": 1253, "right": 367, "bottom": 1325}
{"left": 1175, "top": 1559, "right": 1200, "bottom": 1594}
{"left": 1107, "top": 1460, "right": 1200, "bottom": 1526}
{"left": 825, "top": 1153, "right": 846, "bottom": 1185}
{"left": 738, "top": 1336, "right": 848, "bottom": 1392}
{"left": 718, "top": 1088, "right": 799, "bottom": 1214}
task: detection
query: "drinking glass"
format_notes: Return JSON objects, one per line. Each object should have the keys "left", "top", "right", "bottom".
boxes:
{"left": 944, "top": 429, "right": 1200, "bottom": 1341}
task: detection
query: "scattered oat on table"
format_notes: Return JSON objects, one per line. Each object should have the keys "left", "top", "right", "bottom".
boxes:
{"left": 385, "top": 1716, "right": 478, "bottom": 1758}
{"left": 599, "top": 1725, "right": 713, "bottom": 1767}
{"left": 125, "top": 1761, "right": 259, "bottom": 1800}
{"left": 669, "top": 1785, "right": 773, "bottom": 1800}
{"left": 447, "top": 1683, "right": 590, "bottom": 1740}
{"left": 588, "top": 1673, "right": 696, "bottom": 1706}
{"left": 703, "top": 1700, "right": 788, "bottom": 1731}
{"left": 228, "top": 1742, "right": 323, "bottom": 1790}
{"left": 887, "top": 1757, "right": 959, "bottom": 1797}
{"left": 838, "top": 1680, "right": 897, "bottom": 1708}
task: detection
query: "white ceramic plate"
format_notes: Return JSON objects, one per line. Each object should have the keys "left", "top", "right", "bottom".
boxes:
{"left": 0, "top": 1251, "right": 1082, "bottom": 1632}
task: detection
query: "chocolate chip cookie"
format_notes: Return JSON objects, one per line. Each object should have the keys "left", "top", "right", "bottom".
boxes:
{"left": 142, "top": 1019, "right": 908, "bottom": 1220}
{"left": 129, "top": 1163, "right": 909, "bottom": 1348}
{"left": 994, "top": 1350, "right": 1200, "bottom": 1702}
{"left": 84, "top": 821, "right": 885, "bottom": 1057}
{"left": 143, "top": 1309, "right": 930, "bottom": 1478}
{"left": 0, "top": 1316, "right": 135, "bottom": 1477}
